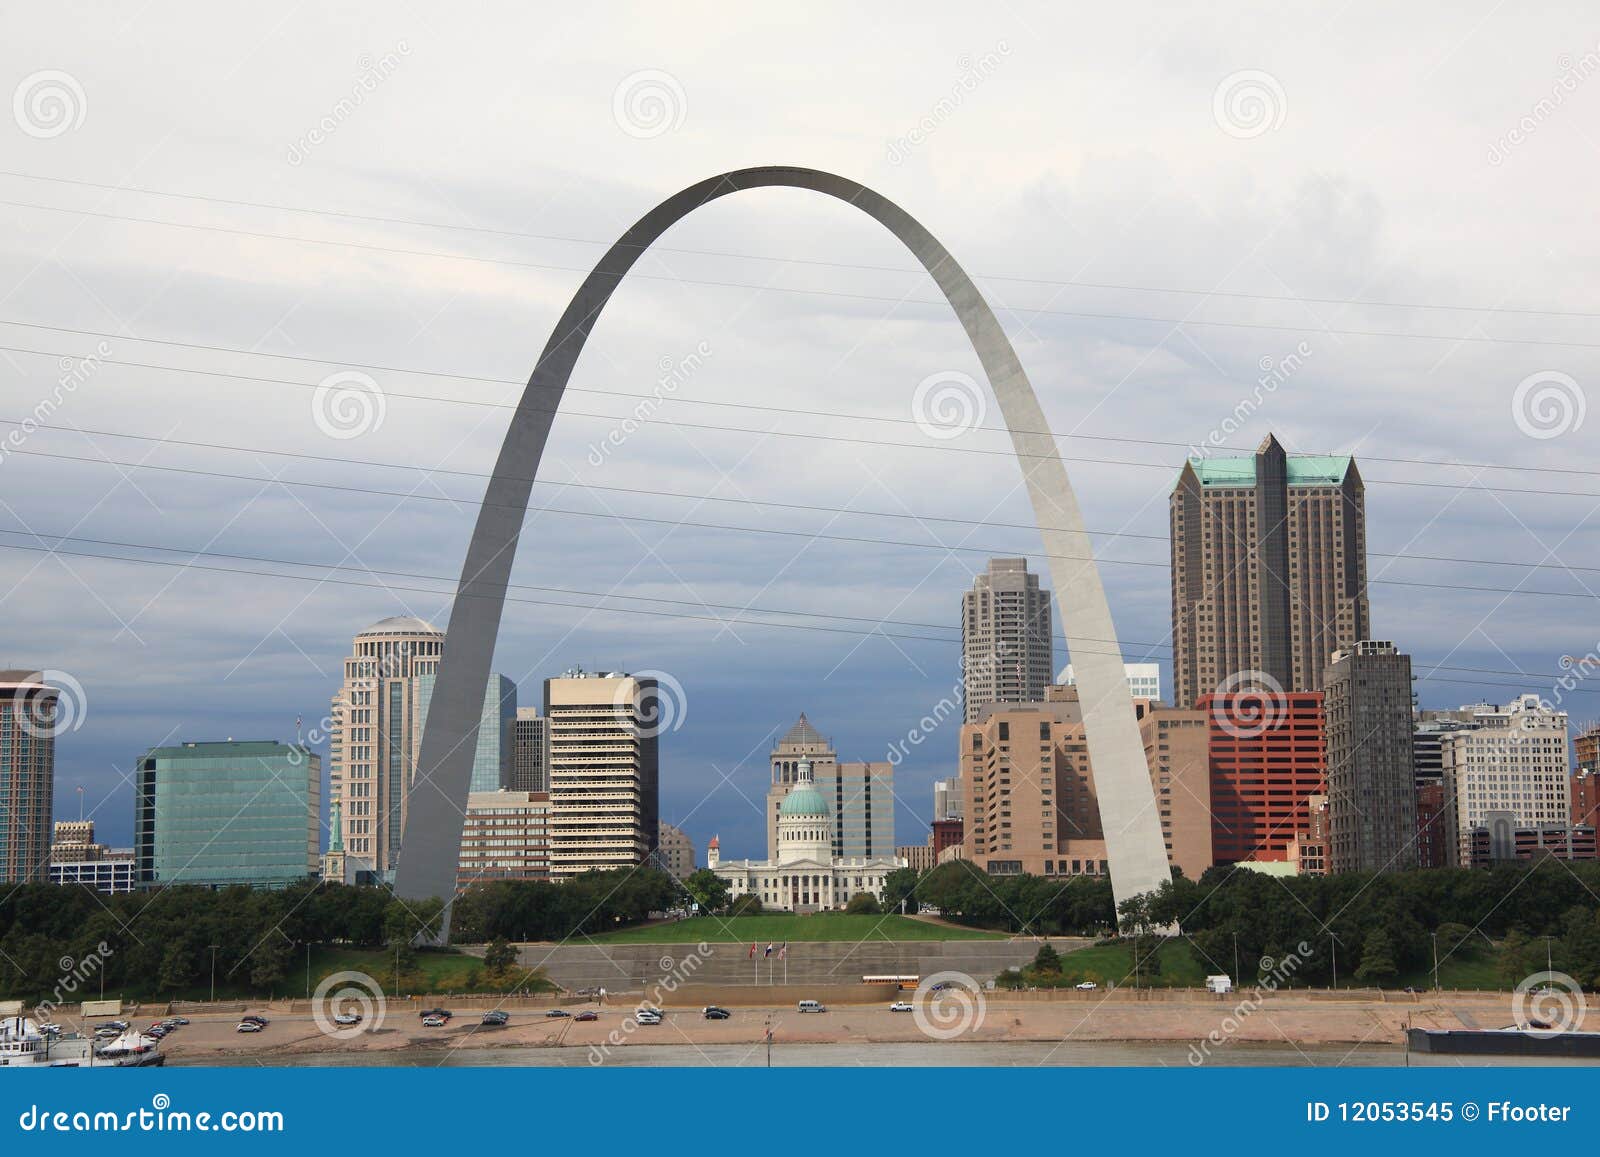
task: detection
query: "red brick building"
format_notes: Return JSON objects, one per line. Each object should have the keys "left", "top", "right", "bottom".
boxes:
{"left": 1572, "top": 769, "right": 1600, "bottom": 831}
{"left": 1416, "top": 782, "right": 1452, "bottom": 869}
{"left": 1200, "top": 691, "right": 1325, "bottom": 865}
{"left": 931, "top": 818, "right": 964, "bottom": 860}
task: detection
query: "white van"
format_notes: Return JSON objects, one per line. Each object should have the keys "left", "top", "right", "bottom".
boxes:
{"left": 797, "top": 1000, "right": 826, "bottom": 1013}
{"left": 1205, "top": 975, "right": 1233, "bottom": 994}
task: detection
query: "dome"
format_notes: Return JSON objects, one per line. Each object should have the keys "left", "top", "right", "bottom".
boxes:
{"left": 779, "top": 785, "right": 828, "bottom": 818}
{"left": 358, "top": 614, "right": 442, "bottom": 637}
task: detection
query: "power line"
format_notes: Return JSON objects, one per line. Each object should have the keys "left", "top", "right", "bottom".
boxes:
{"left": 6, "top": 414, "right": 1600, "bottom": 578}
{"left": 6, "top": 166, "right": 1598, "bottom": 321}
{"left": 6, "top": 329, "right": 1600, "bottom": 496}
{"left": 0, "top": 526, "right": 1583, "bottom": 693}
{"left": 2, "top": 441, "right": 1596, "bottom": 603}
{"left": 6, "top": 195, "right": 1600, "bottom": 351}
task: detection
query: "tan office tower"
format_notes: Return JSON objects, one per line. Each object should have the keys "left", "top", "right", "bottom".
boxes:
{"left": 655, "top": 821, "right": 696, "bottom": 881}
{"left": 545, "top": 669, "right": 660, "bottom": 880}
{"left": 328, "top": 616, "right": 444, "bottom": 882}
{"left": 961, "top": 558, "right": 1054, "bottom": 722}
{"left": 960, "top": 688, "right": 1211, "bottom": 880}
{"left": 0, "top": 671, "right": 58, "bottom": 884}
{"left": 1170, "top": 434, "right": 1368, "bottom": 709}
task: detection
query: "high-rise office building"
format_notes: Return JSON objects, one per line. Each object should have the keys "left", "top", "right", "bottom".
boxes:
{"left": 1062, "top": 662, "right": 1162, "bottom": 703}
{"left": 456, "top": 789, "right": 551, "bottom": 890}
{"left": 961, "top": 558, "right": 1053, "bottom": 722}
{"left": 961, "top": 687, "right": 1211, "bottom": 880}
{"left": 1324, "top": 642, "right": 1418, "bottom": 873}
{"left": 1202, "top": 690, "right": 1325, "bottom": 866}
{"left": 328, "top": 615, "right": 513, "bottom": 882}
{"left": 1170, "top": 434, "right": 1368, "bottom": 709}
{"left": 932, "top": 776, "right": 963, "bottom": 821}
{"left": 133, "top": 740, "right": 319, "bottom": 889}
{"left": 512, "top": 706, "right": 549, "bottom": 792}
{"left": 545, "top": 669, "right": 659, "bottom": 880}
{"left": 1441, "top": 695, "right": 1570, "bottom": 863}
{"left": 0, "top": 671, "right": 57, "bottom": 884}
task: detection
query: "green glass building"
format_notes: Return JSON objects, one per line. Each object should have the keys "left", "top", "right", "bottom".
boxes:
{"left": 133, "top": 740, "right": 319, "bottom": 888}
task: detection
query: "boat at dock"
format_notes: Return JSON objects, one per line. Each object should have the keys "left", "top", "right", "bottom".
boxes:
{"left": 0, "top": 1016, "right": 164, "bottom": 1067}
{"left": 1407, "top": 1026, "right": 1600, "bottom": 1058}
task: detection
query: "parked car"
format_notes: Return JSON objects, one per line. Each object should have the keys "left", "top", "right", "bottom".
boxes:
{"left": 241, "top": 1014, "right": 269, "bottom": 1026}
{"left": 332, "top": 1012, "right": 362, "bottom": 1026}
{"left": 167, "top": 1016, "right": 191, "bottom": 1026}
{"left": 1075, "top": 981, "right": 1098, "bottom": 991}
{"left": 703, "top": 1006, "right": 731, "bottom": 1020}
{"left": 421, "top": 1015, "right": 447, "bottom": 1028}
{"left": 36, "top": 1023, "right": 60, "bottom": 1037}
{"left": 419, "top": 1007, "right": 453, "bottom": 1020}
{"left": 481, "top": 1011, "right": 510, "bottom": 1026}
{"left": 235, "top": 1022, "right": 263, "bottom": 1033}
{"left": 574, "top": 1011, "right": 598, "bottom": 1022}
{"left": 889, "top": 1001, "right": 913, "bottom": 1012}
{"left": 635, "top": 1009, "right": 662, "bottom": 1025}
{"left": 544, "top": 1008, "right": 572, "bottom": 1018}
{"left": 797, "top": 1000, "right": 826, "bottom": 1013}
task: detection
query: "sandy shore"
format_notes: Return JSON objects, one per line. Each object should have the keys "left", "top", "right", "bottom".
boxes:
{"left": 63, "top": 991, "right": 1519, "bottom": 1062}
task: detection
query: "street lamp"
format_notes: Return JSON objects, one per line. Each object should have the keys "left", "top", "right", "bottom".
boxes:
{"left": 208, "top": 944, "right": 220, "bottom": 1003}
{"left": 1431, "top": 931, "right": 1440, "bottom": 993}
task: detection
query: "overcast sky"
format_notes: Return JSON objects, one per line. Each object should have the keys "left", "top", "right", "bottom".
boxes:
{"left": 2, "top": 2, "right": 1597, "bottom": 860}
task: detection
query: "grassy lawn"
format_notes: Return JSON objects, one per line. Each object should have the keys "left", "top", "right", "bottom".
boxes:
{"left": 1048, "top": 939, "right": 1210, "bottom": 987}
{"left": 587, "top": 914, "right": 1007, "bottom": 943}
{"left": 1393, "top": 951, "right": 1503, "bottom": 992}
{"left": 136, "top": 946, "right": 552, "bottom": 1002}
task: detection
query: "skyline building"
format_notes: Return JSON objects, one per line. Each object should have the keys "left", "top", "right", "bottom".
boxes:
{"left": 655, "top": 821, "right": 696, "bottom": 881}
{"left": 710, "top": 758, "right": 904, "bottom": 911}
{"left": 1441, "top": 695, "right": 1571, "bottom": 863}
{"left": 933, "top": 776, "right": 963, "bottom": 821}
{"left": 545, "top": 668, "right": 659, "bottom": 880}
{"left": 133, "top": 739, "right": 318, "bottom": 889}
{"left": 456, "top": 789, "right": 551, "bottom": 890}
{"left": 1324, "top": 642, "right": 1419, "bottom": 873}
{"left": 1170, "top": 434, "right": 1369, "bottom": 709}
{"left": 763, "top": 715, "right": 893, "bottom": 860}
{"left": 328, "top": 615, "right": 514, "bottom": 883}
{"left": 512, "top": 706, "right": 549, "bottom": 793}
{"left": 0, "top": 671, "right": 57, "bottom": 885}
{"left": 1202, "top": 690, "right": 1326, "bottom": 866}
{"left": 1062, "top": 662, "right": 1161, "bottom": 703}
{"left": 961, "top": 558, "right": 1054, "bottom": 722}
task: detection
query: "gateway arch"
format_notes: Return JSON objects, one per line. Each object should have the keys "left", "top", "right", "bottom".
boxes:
{"left": 394, "top": 166, "right": 1172, "bottom": 915}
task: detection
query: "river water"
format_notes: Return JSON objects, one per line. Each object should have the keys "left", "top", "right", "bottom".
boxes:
{"left": 173, "top": 1040, "right": 1600, "bottom": 1067}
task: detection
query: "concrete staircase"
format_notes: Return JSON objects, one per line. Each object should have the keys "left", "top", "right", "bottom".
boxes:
{"left": 518, "top": 938, "right": 1090, "bottom": 992}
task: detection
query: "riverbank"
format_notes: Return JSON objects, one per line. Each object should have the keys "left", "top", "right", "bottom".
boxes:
{"left": 94, "top": 990, "right": 1535, "bottom": 1064}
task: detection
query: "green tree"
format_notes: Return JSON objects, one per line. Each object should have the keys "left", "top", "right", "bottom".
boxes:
{"left": 729, "top": 893, "right": 764, "bottom": 916}
{"left": 846, "top": 892, "right": 882, "bottom": 915}
{"left": 1031, "top": 943, "right": 1062, "bottom": 976}
{"left": 683, "top": 869, "right": 731, "bottom": 913}
{"left": 1355, "top": 928, "right": 1398, "bottom": 985}
{"left": 881, "top": 868, "right": 921, "bottom": 914}
{"left": 483, "top": 937, "right": 517, "bottom": 974}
